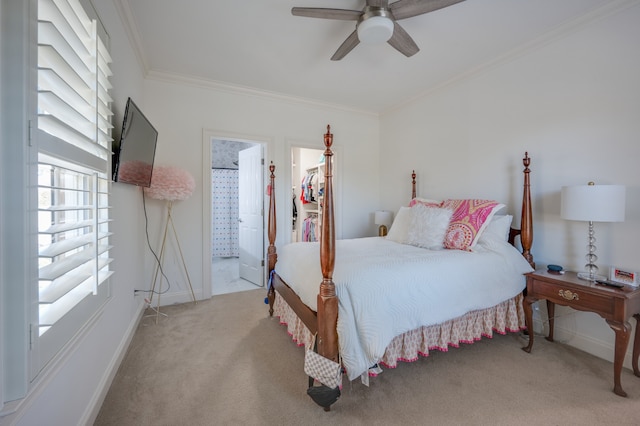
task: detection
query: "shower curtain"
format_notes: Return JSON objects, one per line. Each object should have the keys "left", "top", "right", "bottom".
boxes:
{"left": 212, "top": 169, "right": 239, "bottom": 258}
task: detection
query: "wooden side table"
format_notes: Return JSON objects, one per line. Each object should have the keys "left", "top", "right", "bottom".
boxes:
{"left": 522, "top": 270, "right": 640, "bottom": 397}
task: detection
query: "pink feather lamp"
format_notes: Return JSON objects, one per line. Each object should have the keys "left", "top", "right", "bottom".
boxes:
{"left": 143, "top": 165, "right": 197, "bottom": 322}
{"left": 144, "top": 165, "right": 195, "bottom": 201}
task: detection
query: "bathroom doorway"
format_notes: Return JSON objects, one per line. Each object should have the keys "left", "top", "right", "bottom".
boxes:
{"left": 210, "top": 138, "right": 264, "bottom": 295}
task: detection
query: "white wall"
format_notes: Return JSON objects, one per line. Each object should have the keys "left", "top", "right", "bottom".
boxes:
{"left": 7, "top": 2, "right": 638, "bottom": 423}
{"left": 139, "top": 77, "right": 380, "bottom": 306}
{"left": 380, "top": 3, "right": 640, "bottom": 368}
{"left": 3, "top": 0, "right": 151, "bottom": 424}
{"left": 4, "top": 2, "right": 380, "bottom": 422}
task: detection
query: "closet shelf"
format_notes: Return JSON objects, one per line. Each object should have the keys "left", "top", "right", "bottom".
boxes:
{"left": 300, "top": 162, "right": 325, "bottom": 242}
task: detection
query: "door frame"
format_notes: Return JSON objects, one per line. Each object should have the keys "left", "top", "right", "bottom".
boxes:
{"left": 285, "top": 139, "right": 343, "bottom": 245}
{"left": 202, "top": 129, "right": 272, "bottom": 299}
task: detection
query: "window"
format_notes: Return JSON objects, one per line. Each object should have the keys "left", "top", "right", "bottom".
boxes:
{"left": 35, "top": 0, "right": 113, "bottom": 371}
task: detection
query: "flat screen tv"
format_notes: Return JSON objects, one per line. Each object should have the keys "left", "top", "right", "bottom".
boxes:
{"left": 112, "top": 97, "right": 158, "bottom": 187}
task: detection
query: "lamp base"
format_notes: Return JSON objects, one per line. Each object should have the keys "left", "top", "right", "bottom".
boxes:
{"left": 378, "top": 225, "right": 388, "bottom": 237}
{"left": 577, "top": 272, "right": 607, "bottom": 282}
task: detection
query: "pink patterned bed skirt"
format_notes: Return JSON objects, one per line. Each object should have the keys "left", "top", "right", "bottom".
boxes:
{"left": 273, "top": 291, "right": 525, "bottom": 373}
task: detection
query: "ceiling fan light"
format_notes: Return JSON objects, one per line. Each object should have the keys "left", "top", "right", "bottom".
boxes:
{"left": 357, "top": 16, "right": 394, "bottom": 44}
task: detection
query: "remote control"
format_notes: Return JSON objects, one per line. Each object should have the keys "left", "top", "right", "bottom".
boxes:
{"left": 595, "top": 279, "right": 624, "bottom": 289}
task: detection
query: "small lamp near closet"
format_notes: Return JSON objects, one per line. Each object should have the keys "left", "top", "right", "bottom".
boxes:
{"left": 375, "top": 210, "right": 393, "bottom": 237}
{"left": 560, "top": 182, "right": 626, "bottom": 281}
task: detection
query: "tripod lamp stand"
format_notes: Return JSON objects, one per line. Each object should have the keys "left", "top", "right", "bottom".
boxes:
{"left": 144, "top": 165, "right": 197, "bottom": 323}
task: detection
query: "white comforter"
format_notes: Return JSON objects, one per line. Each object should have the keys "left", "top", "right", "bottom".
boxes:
{"left": 275, "top": 237, "right": 534, "bottom": 381}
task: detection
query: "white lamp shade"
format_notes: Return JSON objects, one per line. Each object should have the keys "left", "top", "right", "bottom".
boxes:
{"left": 374, "top": 210, "right": 393, "bottom": 226}
{"left": 561, "top": 184, "right": 625, "bottom": 222}
{"left": 357, "top": 16, "right": 394, "bottom": 44}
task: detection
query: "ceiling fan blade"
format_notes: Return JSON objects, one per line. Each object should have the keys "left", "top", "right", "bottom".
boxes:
{"left": 387, "top": 22, "right": 419, "bottom": 57}
{"left": 331, "top": 30, "right": 360, "bottom": 61}
{"left": 390, "top": 0, "right": 466, "bottom": 21}
{"left": 291, "top": 7, "right": 362, "bottom": 21}
{"left": 366, "top": 0, "right": 389, "bottom": 7}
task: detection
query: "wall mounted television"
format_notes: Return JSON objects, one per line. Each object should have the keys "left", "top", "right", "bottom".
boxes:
{"left": 112, "top": 97, "right": 158, "bottom": 187}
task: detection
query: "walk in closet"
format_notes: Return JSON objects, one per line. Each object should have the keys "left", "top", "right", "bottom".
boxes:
{"left": 291, "top": 147, "right": 325, "bottom": 242}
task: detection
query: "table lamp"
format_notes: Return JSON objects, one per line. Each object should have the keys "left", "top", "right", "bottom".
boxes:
{"left": 375, "top": 210, "right": 393, "bottom": 236}
{"left": 560, "top": 182, "right": 625, "bottom": 281}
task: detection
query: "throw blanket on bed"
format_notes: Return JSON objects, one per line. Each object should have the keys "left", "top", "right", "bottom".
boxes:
{"left": 275, "top": 237, "right": 534, "bottom": 381}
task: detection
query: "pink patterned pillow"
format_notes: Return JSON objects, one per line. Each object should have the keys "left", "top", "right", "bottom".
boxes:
{"left": 441, "top": 199, "right": 504, "bottom": 251}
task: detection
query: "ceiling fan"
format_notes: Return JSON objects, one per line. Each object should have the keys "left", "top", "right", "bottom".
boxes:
{"left": 292, "top": 0, "right": 466, "bottom": 60}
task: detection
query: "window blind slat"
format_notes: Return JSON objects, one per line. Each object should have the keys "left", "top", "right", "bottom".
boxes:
{"left": 36, "top": 0, "right": 112, "bottom": 365}
{"left": 38, "top": 46, "right": 91, "bottom": 98}
{"left": 38, "top": 263, "right": 113, "bottom": 327}
{"left": 39, "top": 286, "right": 92, "bottom": 326}
{"left": 65, "top": 0, "right": 93, "bottom": 36}
{"left": 39, "top": 249, "right": 93, "bottom": 281}
{"left": 39, "top": 271, "right": 93, "bottom": 303}
{"left": 39, "top": 91, "right": 96, "bottom": 138}
{"left": 97, "top": 36, "right": 112, "bottom": 64}
{"left": 98, "top": 86, "right": 113, "bottom": 103}
{"left": 39, "top": 238, "right": 112, "bottom": 280}
{"left": 39, "top": 231, "right": 112, "bottom": 258}
{"left": 39, "top": 232, "right": 95, "bottom": 258}
{"left": 38, "top": 0, "right": 92, "bottom": 57}
{"left": 40, "top": 218, "right": 94, "bottom": 234}
{"left": 39, "top": 68, "right": 92, "bottom": 111}
{"left": 39, "top": 253, "right": 111, "bottom": 305}
{"left": 39, "top": 204, "right": 92, "bottom": 212}
{"left": 38, "top": 115, "right": 109, "bottom": 162}
{"left": 97, "top": 98, "right": 113, "bottom": 119}
{"left": 39, "top": 217, "right": 110, "bottom": 235}
{"left": 37, "top": 21, "right": 93, "bottom": 82}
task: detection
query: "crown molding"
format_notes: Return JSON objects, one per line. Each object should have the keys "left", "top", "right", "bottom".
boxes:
{"left": 113, "top": 0, "right": 149, "bottom": 75}
{"left": 144, "top": 69, "right": 379, "bottom": 118}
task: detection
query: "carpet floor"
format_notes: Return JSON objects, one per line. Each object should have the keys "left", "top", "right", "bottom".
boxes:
{"left": 95, "top": 289, "right": 640, "bottom": 425}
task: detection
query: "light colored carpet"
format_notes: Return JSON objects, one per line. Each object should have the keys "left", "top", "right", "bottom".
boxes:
{"left": 95, "top": 289, "right": 640, "bottom": 425}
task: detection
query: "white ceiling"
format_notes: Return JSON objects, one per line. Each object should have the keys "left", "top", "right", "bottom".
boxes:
{"left": 117, "top": 0, "right": 616, "bottom": 114}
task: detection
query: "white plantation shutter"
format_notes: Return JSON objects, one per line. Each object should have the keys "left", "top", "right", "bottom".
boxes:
{"left": 36, "top": 0, "right": 113, "bottom": 367}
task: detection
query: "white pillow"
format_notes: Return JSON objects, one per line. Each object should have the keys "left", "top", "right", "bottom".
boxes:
{"left": 386, "top": 206, "right": 412, "bottom": 243}
{"left": 406, "top": 204, "right": 453, "bottom": 250}
{"left": 479, "top": 214, "right": 513, "bottom": 243}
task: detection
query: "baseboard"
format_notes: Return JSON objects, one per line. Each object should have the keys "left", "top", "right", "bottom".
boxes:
{"left": 151, "top": 288, "right": 204, "bottom": 307}
{"left": 83, "top": 299, "right": 147, "bottom": 425}
{"left": 532, "top": 316, "right": 635, "bottom": 371}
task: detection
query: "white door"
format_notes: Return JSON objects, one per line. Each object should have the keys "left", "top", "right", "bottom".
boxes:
{"left": 238, "top": 144, "right": 264, "bottom": 286}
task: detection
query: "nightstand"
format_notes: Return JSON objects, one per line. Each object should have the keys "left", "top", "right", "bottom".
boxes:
{"left": 522, "top": 270, "right": 640, "bottom": 397}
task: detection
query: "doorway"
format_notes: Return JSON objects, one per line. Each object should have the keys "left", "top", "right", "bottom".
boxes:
{"left": 291, "top": 146, "right": 325, "bottom": 242}
{"left": 210, "top": 138, "right": 265, "bottom": 295}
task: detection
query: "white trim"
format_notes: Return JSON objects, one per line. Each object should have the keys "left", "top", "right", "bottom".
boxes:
{"left": 202, "top": 129, "right": 273, "bottom": 300}
{"left": 285, "top": 138, "right": 344, "bottom": 244}
{"left": 0, "top": 0, "right": 4, "bottom": 409}
{"left": 201, "top": 135, "right": 212, "bottom": 300}
{"left": 111, "top": 0, "right": 148, "bottom": 74}
{"left": 0, "top": 295, "right": 108, "bottom": 423}
{"left": 0, "top": 0, "right": 36, "bottom": 405}
{"left": 532, "top": 309, "right": 636, "bottom": 372}
{"left": 1, "top": 299, "right": 145, "bottom": 425}
{"left": 148, "top": 69, "right": 378, "bottom": 118}
{"left": 83, "top": 301, "right": 146, "bottom": 425}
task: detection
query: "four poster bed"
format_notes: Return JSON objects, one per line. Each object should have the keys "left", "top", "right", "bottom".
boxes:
{"left": 266, "top": 125, "right": 535, "bottom": 408}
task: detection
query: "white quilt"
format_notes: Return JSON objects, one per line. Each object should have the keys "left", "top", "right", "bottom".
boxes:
{"left": 275, "top": 237, "right": 534, "bottom": 381}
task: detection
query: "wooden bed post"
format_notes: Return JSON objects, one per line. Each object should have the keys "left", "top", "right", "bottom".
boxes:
{"left": 267, "top": 162, "right": 277, "bottom": 316}
{"left": 411, "top": 170, "right": 416, "bottom": 200}
{"left": 520, "top": 153, "right": 535, "bottom": 268}
{"left": 317, "top": 125, "right": 339, "bottom": 364}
